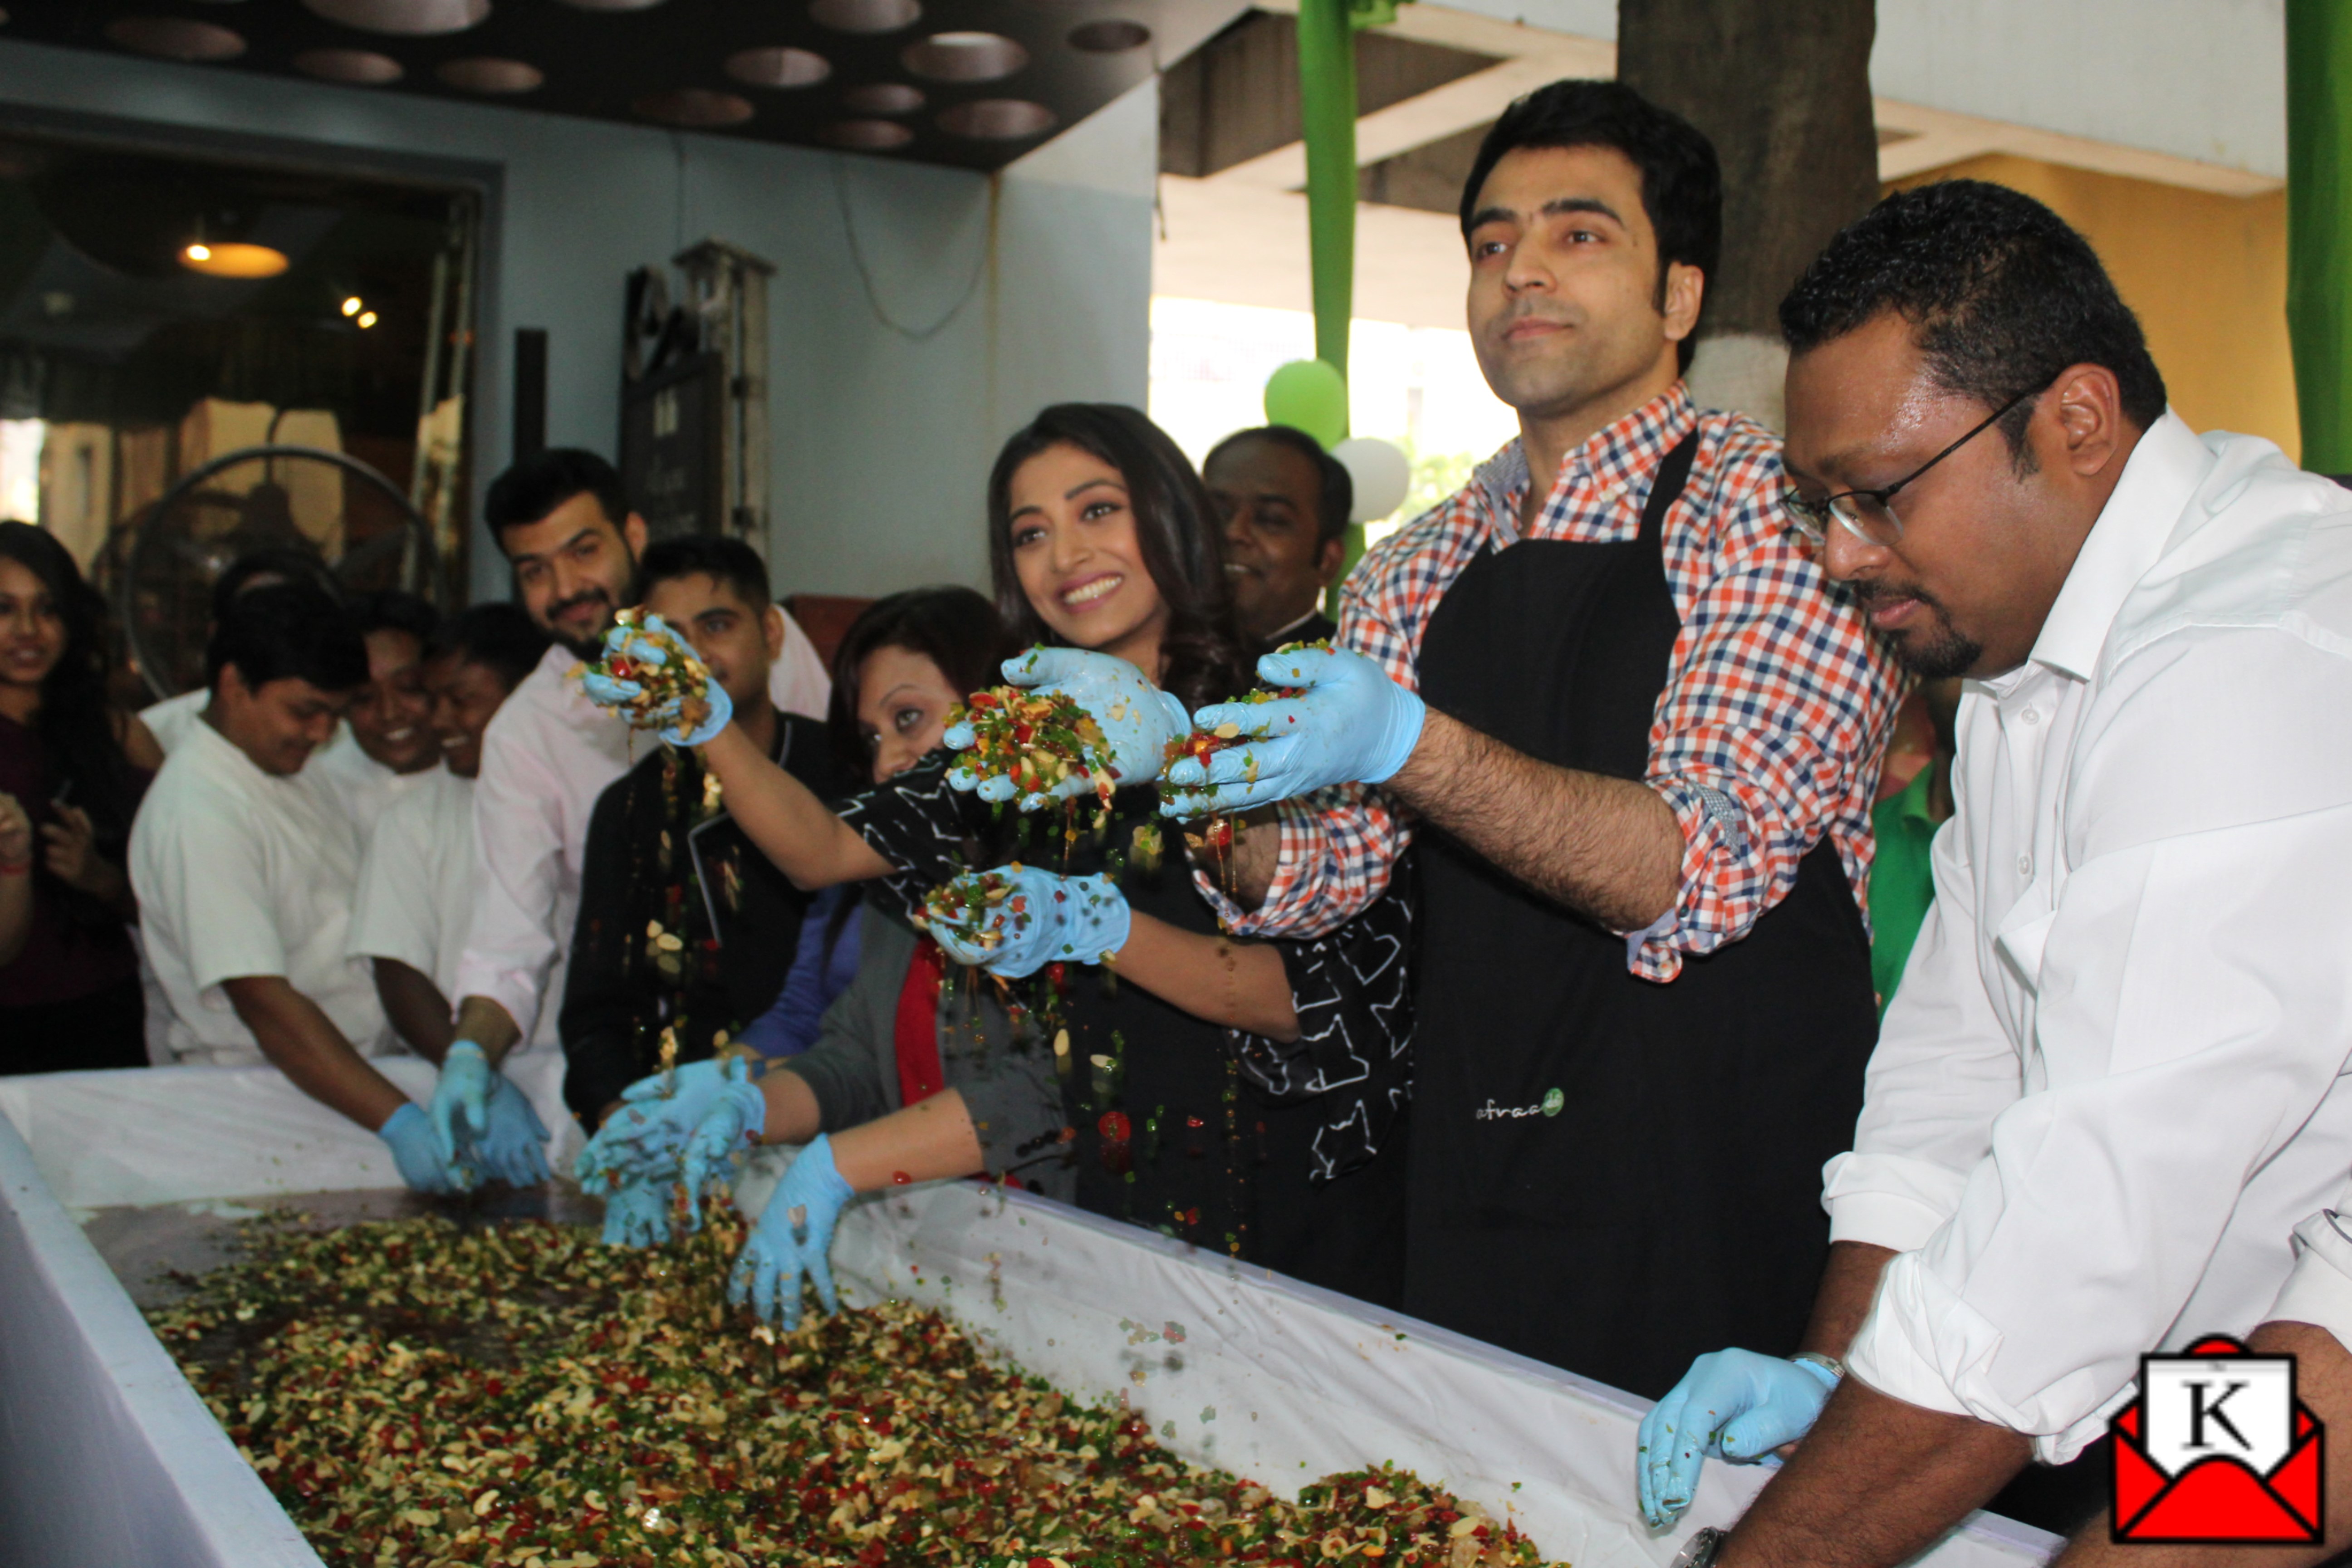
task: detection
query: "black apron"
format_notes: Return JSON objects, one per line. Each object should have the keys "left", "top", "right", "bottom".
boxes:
{"left": 1405, "top": 436, "right": 1877, "bottom": 1400}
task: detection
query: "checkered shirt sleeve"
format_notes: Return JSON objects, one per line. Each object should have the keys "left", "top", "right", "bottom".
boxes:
{"left": 1207, "top": 387, "right": 1904, "bottom": 982}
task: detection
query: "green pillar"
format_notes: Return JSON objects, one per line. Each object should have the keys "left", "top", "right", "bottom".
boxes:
{"left": 2289, "top": 0, "right": 2352, "bottom": 472}
{"left": 1296, "top": 0, "right": 1360, "bottom": 389}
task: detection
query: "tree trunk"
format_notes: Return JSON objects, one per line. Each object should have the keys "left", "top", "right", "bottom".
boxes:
{"left": 1616, "top": 0, "right": 1877, "bottom": 354}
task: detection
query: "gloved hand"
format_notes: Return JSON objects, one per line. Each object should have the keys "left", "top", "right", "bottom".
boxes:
{"left": 730, "top": 1133, "right": 854, "bottom": 1330}
{"left": 1159, "top": 646, "right": 1425, "bottom": 818}
{"left": 377, "top": 1102, "right": 464, "bottom": 1195}
{"left": 677, "top": 1077, "right": 769, "bottom": 1226}
{"left": 576, "top": 1056, "right": 756, "bottom": 1193}
{"left": 579, "top": 614, "right": 732, "bottom": 746}
{"left": 946, "top": 648, "right": 1190, "bottom": 810}
{"left": 1636, "top": 1350, "right": 1839, "bottom": 1528}
{"left": 579, "top": 615, "right": 678, "bottom": 711}
{"left": 926, "top": 866, "right": 1131, "bottom": 980}
{"left": 598, "top": 1173, "right": 675, "bottom": 1249}
{"left": 429, "top": 1040, "right": 495, "bottom": 1169}
{"left": 472, "top": 1074, "right": 552, "bottom": 1187}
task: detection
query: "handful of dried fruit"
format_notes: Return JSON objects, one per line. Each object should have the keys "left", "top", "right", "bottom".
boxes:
{"left": 582, "top": 608, "right": 715, "bottom": 735}
{"left": 147, "top": 1204, "right": 1561, "bottom": 1566}
{"left": 948, "top": 687, "right": 1117, "bottom": 809}
{"left": 914, "top": 868, "right": 1015, "bottom": 953}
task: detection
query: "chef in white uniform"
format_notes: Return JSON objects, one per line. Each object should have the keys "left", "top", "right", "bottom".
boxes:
{"left": 129, "top": 582, "right": 458, "bottom": 1192}
{"left": 348, "top": 603, "right": 549, "bottom": 1059}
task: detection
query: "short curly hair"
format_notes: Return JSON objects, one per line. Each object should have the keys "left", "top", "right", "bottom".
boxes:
{"left": 1779, "top": 180, "right": 2166, "bottom": 455}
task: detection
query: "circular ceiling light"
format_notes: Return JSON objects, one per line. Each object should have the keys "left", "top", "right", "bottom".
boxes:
{"left": 1068, "top": 19, "right": 1149, "bottom": 52}
{"left": 725, "top": 47, "right": 830, "bottom": 89}
{"left": 299, "top": 0, "right": 489, "bottom": 36}
{"left": 106, "top": 17, "right": 247, "bottom": 61}
{"left": 294, "top": 47, "right": 404, "bottom": 83}
{"left": 938, "top": 98, "right": 1055, "bottom": 140}
{"left": 824, "top": 119, "right": 914, "bottom": 151}
{"left": 632, "top": 88, "right": 755, "bottom": 128}
{"left": 840, "top": 82, "right": 922, "bottom": 115}
{"left": 903, "top": 30, "right": 1026, "bottom": 82}
{"left": 810, "top": 0, "right": 919, "bottom": 35}
{"left": 180, "top": 241, "right": 289, "bottom": 279}
{"left": 437, "top": 56, "right": 542, "bottom": 92}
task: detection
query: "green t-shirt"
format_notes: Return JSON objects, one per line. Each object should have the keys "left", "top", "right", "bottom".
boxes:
{"left": 1868, "top": 766, "right": 1941, "bottom": 1016}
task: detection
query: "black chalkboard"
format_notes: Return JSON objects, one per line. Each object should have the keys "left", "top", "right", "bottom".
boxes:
{"left": 618, "top": 350, "right": 724, "bottom": 540}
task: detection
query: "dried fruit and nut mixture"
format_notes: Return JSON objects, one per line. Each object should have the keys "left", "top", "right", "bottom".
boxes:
{"left": 951, "top": 688, "right": 1117, "bottom": 810}
{"left": 145, "top": 1205, "right": 1563, "bottom": 1568}
{"left": 583, "top": 609, "right": 715, "bottom": 735}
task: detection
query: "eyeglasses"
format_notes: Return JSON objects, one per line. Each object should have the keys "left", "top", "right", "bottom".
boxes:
{"left": 1783, "top": 387, "right": 2038, "bottom": 548}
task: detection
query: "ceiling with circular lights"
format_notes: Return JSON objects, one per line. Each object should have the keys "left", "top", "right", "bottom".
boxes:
{"left": 16, "top": 0, "right": 1226, "bottom": 172}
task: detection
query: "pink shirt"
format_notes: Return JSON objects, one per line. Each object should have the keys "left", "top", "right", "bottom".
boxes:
{"left": 453, "top": 611, "right": 830, "bottom": 1042}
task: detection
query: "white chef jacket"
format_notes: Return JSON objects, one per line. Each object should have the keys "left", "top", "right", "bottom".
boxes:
{"left": 138, "top": 687, "right": 208, "bottom": 755}
{"left": 450, "top": 611, "right": 831, "bottom": 1044}
{"left": 128, "top": 718, "right": 389, "bottom": 1065}
{"left": 310, "top": 730, "right": 440, "bottom": 842}
{"left": 1824, "top": 414, "right": 2352, "bottom": 1464}
{"left": 347, "top": 766, "right": 475, "bottom": 1007}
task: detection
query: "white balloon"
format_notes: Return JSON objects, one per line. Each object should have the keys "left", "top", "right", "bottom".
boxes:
{"left": 1332, "top": 436, "right": 1411, "bottom": 523}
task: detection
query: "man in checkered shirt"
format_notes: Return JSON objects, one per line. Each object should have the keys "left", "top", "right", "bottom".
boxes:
{"left": 1165, "top": 81, "right": 1903, "bottom": 1397}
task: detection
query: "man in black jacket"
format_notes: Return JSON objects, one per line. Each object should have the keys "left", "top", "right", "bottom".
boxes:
{"left": 559, "top": 537, "right": 844, "bottom": 1128}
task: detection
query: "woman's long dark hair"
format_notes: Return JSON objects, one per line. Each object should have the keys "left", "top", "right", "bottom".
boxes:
{"left": 983, "top": 404, "right": 1253, "bottom": 713}
{"left": 0, "top": 522, "right": 145, "bottom": 845}
{"left": 825, "top": 585, "right": 1011, "bottom": 778}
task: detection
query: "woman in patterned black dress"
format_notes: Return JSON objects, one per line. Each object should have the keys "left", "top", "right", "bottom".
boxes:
{"left": 662, "top": 406, "right": 1413, "bottom": 1300}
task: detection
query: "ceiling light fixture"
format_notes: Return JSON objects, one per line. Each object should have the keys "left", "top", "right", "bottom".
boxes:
{"left": 437, "top": 57, "right": 544, "bottom": 92}
{"left": 342, "top": 296, "right": 364, "bottom": 317}
{"left": 902, "top": 30, "right": 1026, "bottom": 82}
{"left": 106, "top": 17, "right": 247, "bottom": 61}
{"left": 181, "top": 241, "right": 290, "bottom": 279}
{"left": 725, "top": 47, "right": 831, "bottom": 88}
{"left": 809, "top": 0, "right": 920, "bottom": 35}
{"left": 299, "top": 0, "right": 489, "bottom": 37}
{"left": 840, "top": 83, "right": 923, "bottom": 115}
{"left": 294, "top": 47, "right": 404, "bottom": 83}
{"left": 1068, "top": 19, "right": 1150, "bottom": 52}
{"left": 357, "top": 310, "right": 380, "bottom": 328}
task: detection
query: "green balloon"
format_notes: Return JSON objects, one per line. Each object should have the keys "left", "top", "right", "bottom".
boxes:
{"left": 1263, "top": 358, "right": 1349, "bottom": 449}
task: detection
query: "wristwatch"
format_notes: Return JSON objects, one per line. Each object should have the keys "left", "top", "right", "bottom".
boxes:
{"left": 1671, "top": 1526, "right": 1726, "bottom": 1568}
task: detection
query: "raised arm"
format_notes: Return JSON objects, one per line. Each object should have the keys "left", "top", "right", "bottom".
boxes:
{"left": 687, "top": 722, "right": 890, "bottom": 890}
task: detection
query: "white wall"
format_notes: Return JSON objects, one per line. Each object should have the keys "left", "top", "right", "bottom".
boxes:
{"left": 1386, "top": 0, "right": 2284, "bottom": 180}
{"left": 0, "top": 41, "right": 1158, "bottom": 600}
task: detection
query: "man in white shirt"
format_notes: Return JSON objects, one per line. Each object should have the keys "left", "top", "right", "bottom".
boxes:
{"left": 129, "top": 583, "right": 467, "bottom": 1193}
{"left": 1637, "top": 181, "right": 2352, "bottom": 1566}
{"left": 349, "top": 603, "right": 548, "bottom": 1062}
{"left": 431, "top": 449, "right": 830, "bottom": 1170}
{"left": 309, "top": 588, "right": 444, "bottom": 834}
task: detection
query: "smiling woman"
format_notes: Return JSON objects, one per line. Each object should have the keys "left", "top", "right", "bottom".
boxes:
{"left": 0, "top": 522, "right": 154, "bottom": 1074}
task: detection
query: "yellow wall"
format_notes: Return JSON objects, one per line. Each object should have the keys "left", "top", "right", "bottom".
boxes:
{"left": 1893, "top": 155, "right": 2297, "bottom": 461}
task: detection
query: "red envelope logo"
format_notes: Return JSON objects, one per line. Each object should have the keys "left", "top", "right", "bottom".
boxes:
{"left": 2110, "top": 1335, "right": 2324, "bottom": 1544}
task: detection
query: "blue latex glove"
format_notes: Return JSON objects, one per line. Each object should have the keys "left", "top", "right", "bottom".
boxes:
{"left": 730, "top": 1134, "right": 854, "bottom": 1330}
{"left": 575, "top": 1056, "right": 755, "bottom": 1193}
{"left": 378, "top": 1102, "right": 464, "bottom": 1195}
{"left": 677, "top": 1078, "right": 769, "bottom": 1227}
{"left": 925, "top": 865, "right": 1131, "bottom": 980}
{"left": 472, "top": 1074, "right": 552, "bottom": 1187}
{"left": 599, "top": 1174, "right": 674, "bottom": 1249}
{"left": 946, "top": 648, "right": 1190, "bottom": 811}
{"left": 429, "top": 1040, "right": 495, "bottom": 1170}
{"left": 1636, "top": 1350, "right": 1839, "bottom": 1527}
{"left": 1159, "top": 646, "right": 1426, "bottom": 818}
